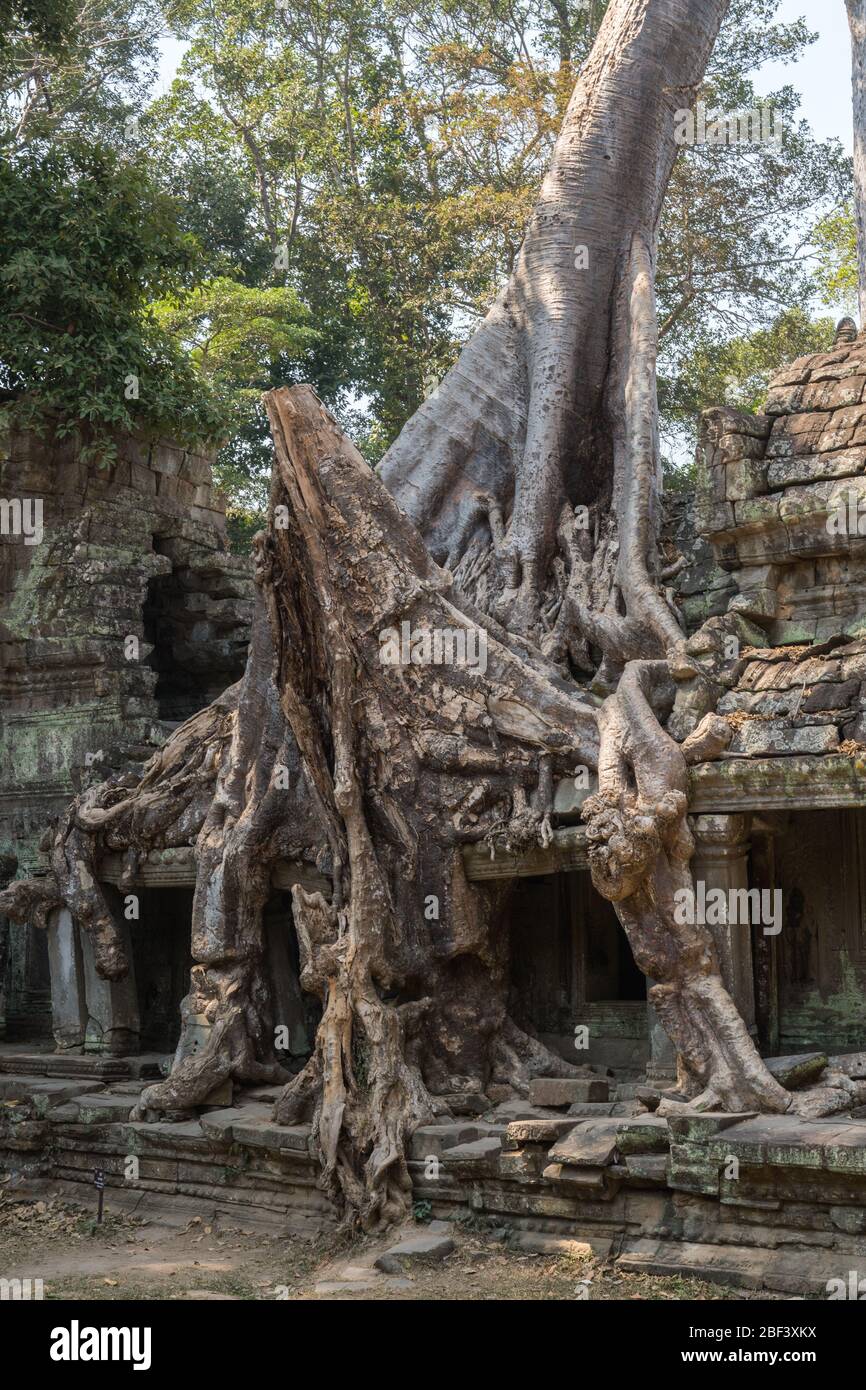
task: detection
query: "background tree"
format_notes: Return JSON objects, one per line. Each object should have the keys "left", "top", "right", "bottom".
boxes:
{"left": 0, "top": 0, "right": 162, "bottom": 148}
{"left": 812, "top": 206, "right": 860, "bottom": 321}
{"left": 0, "top": 141, "right": 229, "bottom": 452}
{"left": 847, "top": 0, "right": 866, "bottom": 323}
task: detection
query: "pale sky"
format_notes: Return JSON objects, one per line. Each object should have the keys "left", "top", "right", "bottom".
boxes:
{"left": 157, "top": 4, "right": 855, "bottom": 153}
{"left": 757, "top": 1, "right": 853, "bottom": 153}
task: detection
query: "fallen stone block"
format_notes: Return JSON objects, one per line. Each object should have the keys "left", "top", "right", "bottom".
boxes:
{"left": 614, "top": 1114, "right": 671, "bottom": 1155}
{"left": 728, "top": 720, "right": 839, "bottom": 757}
{"left": 624, "top": 1153, "right": 669, "bottom": 1185}
{"left": 541, "top": 1162, "right": 612, "bottom": 1196}
{"left": 498, "top": 1148, "right": 548, "bottom": 1179}
{"left": 44, "top": 1103, "right": 80, "bottom": 1123}
{"left": 0, "top": 1077, "right": 100, "bottom": 1114}
{"left": 374, "top": 1232, "right": 455, "bottom": 1273}
{"left": 232, "top": 1117, "right": 312, "bottom": 1153}
{"left": 830, "top": 1052, "right": 866, "bottom": 1079}
{"left": 0, "top": 1055, "right": 48, "bottom": 1077}
{"left": 616, "top": 1238, "right": 770, "bottom": 1291}
{"left": 408, "top": 1123, "right": 486, "bottom": 1159}
{"left": 765, "top": 1052, "right": 828, "bottom": 1089}
{"left": 199, "top": 1107, "right": 258, "bottom": 1141}
{"left": 73, "top": 1094, "right": 134, "bottom": 1125}
{"left": 666, "top": 1110, "right": 757, "bottom": 1144}
{"left": 121, "top": 1120, "right": 208, "bottom": 1150}
{"left": 529, "top": 1078, "right": 609, "bottom": 1107}
{"left": 44, "top": 1056, "right": 129, "bottom": 1080}
{"left": 437, "top": 1092, "right": 489, "bottom": 1116}
{"left": 830, "top": 1205, "right": 866, "bottom": 1234}
{"left": 126, "top": 1054, "right": 170, "bottom": 1080}
{"left": 503, "top": 1117, "right": 581, "bottom": 1146}
{"left": 314, "top": 1279, "right": 384, "bottom": 1295}
{"left": 439, "top": 1137, "right": 502, "bottom": 1165}
{"left": 667, "top": 1143, "right": 721, "bottom": 1196}
{"left": 485, "top": 1100, "right": 561, "bottom": 1123}
{"left": 548, "top": 1119, "right": 620, "bottom": 1167}
{"left": 822, "top": 1127, "right": 866, "bottom": 1176}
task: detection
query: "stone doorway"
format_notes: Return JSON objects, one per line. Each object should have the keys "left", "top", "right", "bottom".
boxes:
{"left": 507, "top": 871, "right": 649, "bottom": 1075}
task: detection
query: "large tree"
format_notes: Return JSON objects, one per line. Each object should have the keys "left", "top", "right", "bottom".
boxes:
{"left": 6, "top": 0, "right": 855, "bottom": 1234}
{"left": 848, "top": 0, "right": 866, "bottom": 323}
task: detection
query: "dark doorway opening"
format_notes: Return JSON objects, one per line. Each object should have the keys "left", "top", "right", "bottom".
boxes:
{"left": 264, "top": 891, "right": 320, "bottom": 1064}
{"left": 142, "top": 540, "right": 210, "bottom": 722}
{"left": 130, "top": 887, "right": 193, "bottom": 1053}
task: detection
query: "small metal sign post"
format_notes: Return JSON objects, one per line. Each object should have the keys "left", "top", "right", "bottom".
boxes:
{"left": 94, "top": 1168, "right": 105, "bottom": 1224}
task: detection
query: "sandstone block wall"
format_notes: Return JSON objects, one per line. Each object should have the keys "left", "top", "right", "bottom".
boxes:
{"left": 0, "top": 424, "right": 254, "bottom": 1037}
{"left": 696, "top": 335, "right": 866, "bottom": 646}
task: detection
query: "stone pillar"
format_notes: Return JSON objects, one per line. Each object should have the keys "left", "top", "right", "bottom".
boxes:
{"left": 46, "top": 907, "right": 87, "bottom": 1051}
{"left": 0, "top": 921, "right": 7, "bottom": 1042}
{"left": 266, "top": 909, "right": 310, "bottom": 1057}
{"left": 0, "top": 857, "right": 17, "bottom": 1040}
{"left": 645, "top": 996, "right": 677, "bottom": 1083}
{"left": 690, "top": 813, "right": 756, "bottom": 1034}
{"left": 79, "top": 917, "right": 140, "bottom": 1055}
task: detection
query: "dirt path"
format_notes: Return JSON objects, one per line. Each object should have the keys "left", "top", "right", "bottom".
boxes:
{"left": 0, "top": 1189, "right": 772, "bottom": 1302}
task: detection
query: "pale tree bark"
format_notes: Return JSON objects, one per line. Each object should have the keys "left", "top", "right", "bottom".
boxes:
{"left": 848, "top": 0, "right": 866, "bottom": 327}
{"left": 380, "top": 0, "right": 724, "bottom": 654}
{"left": 6, "top": 0, "right": 858, "bottom": 1233}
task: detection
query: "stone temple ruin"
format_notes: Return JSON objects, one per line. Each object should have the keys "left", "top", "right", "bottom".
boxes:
{"left": 5, "top": 328, "right": 866, "bottom": 1291}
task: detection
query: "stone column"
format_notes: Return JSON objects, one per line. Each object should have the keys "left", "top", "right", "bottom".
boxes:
{"left": 46, "top": 907, "right": 87, "bottom": 1051}
{"left": 79, "top": 916, "right": 140, "bottom": 1055}
{"left": 645, "top": 996, "right": 677, "bottom": 1083}
{"left": 0, "top": 856, "right": 17, "bottom": 1041}
{"left": 690, "top": 813, "right": 756, "bottom": 1034}
{"left": 0, "top": 921, "right": 7, "bottom": 1042}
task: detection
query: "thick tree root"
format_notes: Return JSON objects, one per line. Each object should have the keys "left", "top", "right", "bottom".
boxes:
{"left": 583, "top": 661, "right": 791, "bottom": 1115}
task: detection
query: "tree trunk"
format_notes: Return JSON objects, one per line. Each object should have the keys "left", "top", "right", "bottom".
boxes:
{"left": 847, "top": 0, "right": 866, "bottom": 326}
{"left": 380, "top": 0, "right": 726, "bottom": 651}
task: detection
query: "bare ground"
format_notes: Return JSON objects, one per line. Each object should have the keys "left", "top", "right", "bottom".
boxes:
{"left": 0, "top": 1189, "right": 784, "bottom": 1302}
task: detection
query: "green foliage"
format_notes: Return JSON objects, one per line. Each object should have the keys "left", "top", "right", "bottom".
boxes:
{"left": 0, "top": 0, "right": 77, "bottom": 56}
{"left": 0, "top": 0, "right": 162, "bottom": 149}
{"left": 153, "top": 276, "right": 319, "bottom": 415}
{"left": 225, "top": 507, "right": 266, "bottom": 555}
{"left": 667, "top": 308, "right": 835, "bottom": 421}
{"left": 812, "top": 207, "right": 859, "bottom": 317}
{"left": 0, "top": 142, "right": 230, "bottom": 453}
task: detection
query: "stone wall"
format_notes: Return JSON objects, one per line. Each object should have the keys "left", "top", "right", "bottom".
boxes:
{"left": 664, "top": 490, "right": 737, "bottom": 633}
{"left": 696, "top": 331, "right": 866, "bottom": 645}
{"left": 0, "top": 424, "right": 254, "bottom": 1038}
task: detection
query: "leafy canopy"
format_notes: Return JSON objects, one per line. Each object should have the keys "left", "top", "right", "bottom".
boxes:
{"left": 0, "top": 141, "right": 230, "bottom": 452}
